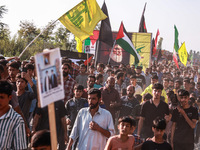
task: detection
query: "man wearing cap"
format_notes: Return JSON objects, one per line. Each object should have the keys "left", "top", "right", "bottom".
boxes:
{"left": 171, "top": 89, "right": 198, "bottom": 150}
{"left": 136, "top": 66, "right": 146, "bottom": 90}
{"left": 137, "top": 83, "right": 169, "bottom": 139}
{"left": 141, "top": 75, "right": 168, "bottom": 103}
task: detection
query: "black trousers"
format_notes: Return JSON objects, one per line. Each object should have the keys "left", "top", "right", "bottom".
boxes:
{"left": 174, "top": 142, "right": 194, "bottom": 150}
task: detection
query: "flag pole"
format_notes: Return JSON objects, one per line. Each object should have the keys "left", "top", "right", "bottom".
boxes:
{"left": 19, "top": 19, "right": 58, "bottom": 58}
{"left": 107, "top": 40, "right": 116, "bottom": 65}
{"left": 94, "top": 40, "right": 99, "bottom": 67}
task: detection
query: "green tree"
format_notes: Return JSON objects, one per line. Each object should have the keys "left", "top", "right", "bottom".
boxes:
{"left": 54, "top": 26, "right": 72, "bottom": 50}
{"left": 0, "top": 5, "right": 7, "bottom": 31}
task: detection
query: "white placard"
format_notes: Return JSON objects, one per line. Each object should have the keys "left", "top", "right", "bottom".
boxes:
{"left": 35, "top": 48, "right": 64, "bottom": 107}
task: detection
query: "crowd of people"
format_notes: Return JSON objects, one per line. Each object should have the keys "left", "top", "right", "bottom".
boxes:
{"left": 0, "top": 55, "right": 199, "bottom": 150}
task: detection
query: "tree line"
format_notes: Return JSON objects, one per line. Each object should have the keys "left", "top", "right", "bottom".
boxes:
{"left": 0, "top": 5, "right": 76, "bottom": 60}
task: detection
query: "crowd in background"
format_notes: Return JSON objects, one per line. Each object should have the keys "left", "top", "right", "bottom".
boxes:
{"left": 0, "top": 55, "right": 199, "bottom": 150}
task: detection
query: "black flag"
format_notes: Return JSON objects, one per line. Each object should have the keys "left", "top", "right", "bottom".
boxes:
{"left": 139, "top": 3, "right": 147, "bottom": 32}
{"left": 98, "top": 1, "right": 113, "bottom": 47}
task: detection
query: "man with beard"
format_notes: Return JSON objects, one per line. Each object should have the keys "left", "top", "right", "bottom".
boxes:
{"left": 119, "top": 85, "right": 139, "bottom": 118}
{"left": 173, "top": 79, "right": 182, "bottom": 95}
{"left": 100, "top": 76, "right": 121, "bottom": 122}
{"left": 137, "top": 83, "right": 169, "bottom": 139}
{"left": 62, "top": 63, "right": 76, "bottom": 104}
{"left": 115, "top": 72, "right": 126, "bottom": 96}
{"left": 66, "top": 88, "right": 114, "bottom": 150}
{"left": 7, "top": 61, "right": 20, "bottom": 91}
{"left": 82, "top": 75, "right": 96, "bottom": 99}
{"left": 136, "top": 66, "right": 146, "bottom": 90}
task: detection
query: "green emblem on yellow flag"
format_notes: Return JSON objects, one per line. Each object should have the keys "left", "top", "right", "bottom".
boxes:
{"left": 178, "top": 42, "right": 188, "bottom": 66}
{"left": 59, "top": 0, "right": 107, "bottom": 41}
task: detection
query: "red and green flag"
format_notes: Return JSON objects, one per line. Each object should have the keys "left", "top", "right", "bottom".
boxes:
{"left": 173, "top": 25, "right": 179, "bottom": 69}
{"left": 116, "top": 22, "right": 141, "bottom": 64}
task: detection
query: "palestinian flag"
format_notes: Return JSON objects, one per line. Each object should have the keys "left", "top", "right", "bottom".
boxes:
{"left": 116, "top": 22, "right": 141, "bottom": 64}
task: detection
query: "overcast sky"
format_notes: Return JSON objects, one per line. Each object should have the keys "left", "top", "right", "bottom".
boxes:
{"left": 1, "top": 0, "right": 200, "bottom": 52}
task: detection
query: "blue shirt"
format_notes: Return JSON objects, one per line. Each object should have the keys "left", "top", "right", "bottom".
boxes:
{"left": 70, "top": 107, "right": 114, "bottom": 150}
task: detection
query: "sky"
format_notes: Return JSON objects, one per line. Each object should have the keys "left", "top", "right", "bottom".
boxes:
{"left": 1, "top": 0, "right": 200, "bottom": 53}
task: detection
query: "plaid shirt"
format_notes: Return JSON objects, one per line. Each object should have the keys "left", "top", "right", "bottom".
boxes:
{"left": 64, "top": 76, "right": 76, "bottom": 104}
{"left": 70, "top": 68, "right": 79, "bottom": 80}
{"left": 134, "top": 134, "right": 144, "bottom": 146}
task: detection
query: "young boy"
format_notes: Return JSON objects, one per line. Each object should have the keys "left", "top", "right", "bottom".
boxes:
{"left": 16, "top": 73, "right": 36, "bottom": 126}
{"left": 65, "top": 84, "right": 88, "bottom": 136}
{"left": 0, "top": 81, "right": 27, "bottom": 149}
{"left": 130, "top": 75, "right": 143, "bottom": 95}
{"left": 31, "top": 130, "right": 51, "bottom": 150}
{"left": 104, "top": 116, "right": 135, "bottom": 150}
{"left": 171, "top": 89, "right": 198, "bottom": 150}
{"left": 141, "top": 117, "right": 172, "bottom": 150}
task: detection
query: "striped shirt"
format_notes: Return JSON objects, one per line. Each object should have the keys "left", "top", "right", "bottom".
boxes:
{"left": 0, "top": 106, "right": 27, "bottom": 149}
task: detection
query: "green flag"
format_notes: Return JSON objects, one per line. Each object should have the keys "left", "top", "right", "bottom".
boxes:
{"left": 174, "top": 25, "right": 179, "bottom": 52}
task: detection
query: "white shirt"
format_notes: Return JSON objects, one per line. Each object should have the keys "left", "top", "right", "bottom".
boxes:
{"left": 70, "top": 107, "right": 115, "bottom": 150}
{"left": 134, "top": 84, "right": 143, "bottom": 95}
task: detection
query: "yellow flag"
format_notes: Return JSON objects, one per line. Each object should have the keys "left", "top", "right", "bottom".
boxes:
{"left": 75, "top": 37, "right": 83, "bottom": 53}
{"left": 130, "top": 32, "right": 152, "bottom": 71}
{"left": 59, "top": 0, "right": 107, "bottom": 41}
{"left": 178, "top": 42, "right": 188, "bottom": 66}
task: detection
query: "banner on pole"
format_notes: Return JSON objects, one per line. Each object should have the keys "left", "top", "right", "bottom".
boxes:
{"left": 35, "top": 48, "right": 64, "bottom": 107}
{"left": 96, "top": 32, "right": 151, "bottom": 68}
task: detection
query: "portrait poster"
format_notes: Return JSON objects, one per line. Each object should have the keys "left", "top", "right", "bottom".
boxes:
{"left": 96, "top": 32, "right": 131, "bottom": 66}
{"left": 84, "top": 30, "right": 99, "bottom": 55}
{"left": 35, "top": 48, "right": 64, "bottom": 107}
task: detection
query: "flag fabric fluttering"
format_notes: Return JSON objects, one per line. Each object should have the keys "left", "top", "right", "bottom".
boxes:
{"left": 173, "top": 25, "right": 179, "bottom": 69}
{"left": 153, "top": 29, "right": 160, "bottom": 55}
{"left": 139, "top": 3, "right": 147, "bottom": 33}
{"left": 59, "top": 0, "right": 107, "bottom": 41}
{"left": 75, "top": 37, "right": 83, "bottom": 53}
{"left": 178, "top": 42, "right": 188, "bottom": 66}
{"left": 116, "top": 22, "right": 141, "bottom": 64}
{"left": 84, "top": 55, "right": 93, "bottom": 66}
{"left": 98, "top": 1, "right": 113, "bottom": 47}
{"left": 157, "top": 49, "right": 162, "bottom": 62}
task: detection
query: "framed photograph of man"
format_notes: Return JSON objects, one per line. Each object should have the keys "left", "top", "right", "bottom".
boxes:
{"left": 35, "top": 48, "right": 64, "bottom": 107}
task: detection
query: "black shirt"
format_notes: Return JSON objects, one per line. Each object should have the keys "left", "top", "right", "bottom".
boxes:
{"left": 65, "top": 97, "right": 88, "bottom": 131}
{"left": 140, "top": 100, "right": 169, "bottom": 138}
{"left": 35, "top": 100, "right": 66, "bottom": 136}
{"left": 141, "top": 140, "right": 172, "bottom": 150}
{"left": 136, "top": 74, "right": 146, "bottom": 88}
{"left": 119, "top": 96, "right": 139, "bottom": 118}
{"left": 171, "top": 106, "right": 199, "bottom": 144}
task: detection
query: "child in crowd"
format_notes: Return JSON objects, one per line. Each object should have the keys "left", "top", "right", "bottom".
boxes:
{"left": 0, "top": 81, "right": 27, "bottom": 149}
{"left": 141, "top": 117, "right": 172, "bottom": 150}
{"left": 104, "top": 116, "right": 135, "bottom": 150}
{"left": 31, "top": 130, "right": 51, "bottom": 150}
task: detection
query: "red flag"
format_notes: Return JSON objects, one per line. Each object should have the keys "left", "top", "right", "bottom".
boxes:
{"left": 84, "top": 56, "right": 93, "bottom": 66}
{"left": 153, "top": 29, "right": 160, "bottom": 55}
{"left": 173, "top": 49, "right": 179, "bottom": 69}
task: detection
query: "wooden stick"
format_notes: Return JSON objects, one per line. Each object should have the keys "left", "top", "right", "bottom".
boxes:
{"left": 48, "top": 102, "right": 58, "bottom": 150}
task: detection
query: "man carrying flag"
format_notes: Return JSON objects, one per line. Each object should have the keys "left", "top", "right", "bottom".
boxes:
{"left": 115, "top": 22, "right": 141, "bottom": 64}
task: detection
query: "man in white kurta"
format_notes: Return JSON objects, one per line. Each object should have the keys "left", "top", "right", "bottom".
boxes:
{"left": 66, "top": 88, "right": 115, "bottom": 150}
